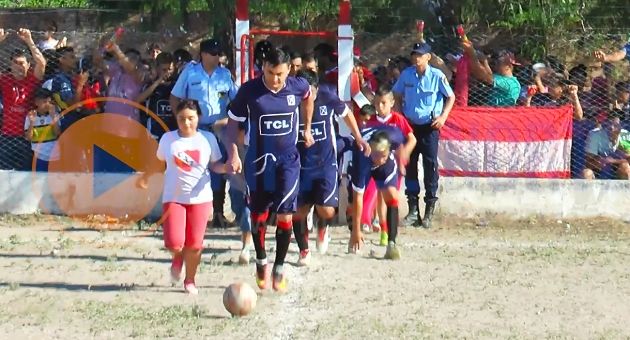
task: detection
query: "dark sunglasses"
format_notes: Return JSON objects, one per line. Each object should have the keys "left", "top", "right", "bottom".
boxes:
{"left": 203, "top": 50, "right": 220, "bottom": 56}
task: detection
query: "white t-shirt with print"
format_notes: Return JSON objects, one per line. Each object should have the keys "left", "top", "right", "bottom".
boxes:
{"left": 37, "top": 39, "right": 59, "bottom": 51}
{"left": 157, "top": 130, "right": 222, "bottom": 204}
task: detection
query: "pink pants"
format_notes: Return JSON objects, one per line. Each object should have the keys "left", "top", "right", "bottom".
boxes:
{"left": 162, "top": 202, "right": 213, "bottom": 250}
{"left": 361, "top": 177, "right": 403, "bottom": 226}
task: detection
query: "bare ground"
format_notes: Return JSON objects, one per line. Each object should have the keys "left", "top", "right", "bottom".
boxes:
{"left": 0, "top": 214, "right": 629, "bottom": 340}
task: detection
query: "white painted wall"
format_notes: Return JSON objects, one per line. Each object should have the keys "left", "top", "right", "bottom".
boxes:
{"left": 0, "top": 171, "right": 627, "bottom": 221}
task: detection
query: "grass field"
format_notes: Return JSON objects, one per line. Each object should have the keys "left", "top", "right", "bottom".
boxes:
{"left": 0, "top": 214, "right": 629, "bottom": 339}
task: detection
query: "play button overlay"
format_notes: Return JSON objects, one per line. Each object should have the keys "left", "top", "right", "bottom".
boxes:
{"left": 41, "top": 102, "right": 168, "bottom": 222}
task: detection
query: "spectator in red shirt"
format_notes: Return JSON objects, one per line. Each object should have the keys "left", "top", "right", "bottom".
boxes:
{"left": 0, "top": 28, "right": 46, "bottom": 170}
{"left": 75, "top": 55, "right": 102, "bottom": 115}
{"left": 353, "top": 47, "right": 378, "bottom": 92}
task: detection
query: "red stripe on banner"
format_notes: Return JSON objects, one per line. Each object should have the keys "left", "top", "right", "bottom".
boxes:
{"left": 441, "top": 106, "right": 573, "bottom": 142}
{"left": 236, "top": 0, "right": 249, "bottom": 20}
{"left": 439, "top": 170, "right": 570, "bottom": 178}
{"left": 339, "top": 0, "right": 351, "bottom": 25}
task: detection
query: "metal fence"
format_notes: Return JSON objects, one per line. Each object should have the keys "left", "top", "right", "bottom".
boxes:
{"left": 0, "top": 26, "right": 628, "bottom": 179}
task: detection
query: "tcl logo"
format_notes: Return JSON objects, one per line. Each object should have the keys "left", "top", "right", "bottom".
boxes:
{"left": 264, "top": 120, "right": 290, "bottom": 130}
{"left": 156, "top": 100, "right": 171, "bottom": 115}
{"left": 298, "top": 121, "right": 327, "bottom": 143}
{"left": 259, "top": 112, "right": 293, "bottom": 136}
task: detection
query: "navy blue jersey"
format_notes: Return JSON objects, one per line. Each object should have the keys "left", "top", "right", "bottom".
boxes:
{"left": 298, "top": 82, "right": 348, "bottom": 168}
{"left": 228, "top": 76, "right": 310, "bottom": 161}
{"left": 144, "top": 82, "right": 178, "bottom": 139}
{"left": 359, "top": 122, "right": 405, "bottom": 150}
{"left": 351, "top": 122, "right": 404, "bottom": 177}
{"left": 348, "top": 122, "right": 404, "bottom": 193}
{"left": 336, "top": 135, "right": 354, "bottom": 156}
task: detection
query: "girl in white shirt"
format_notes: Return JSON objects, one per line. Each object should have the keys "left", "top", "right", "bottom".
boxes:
{"left": 155, "top": 100, "right": 227, "bottom": 294}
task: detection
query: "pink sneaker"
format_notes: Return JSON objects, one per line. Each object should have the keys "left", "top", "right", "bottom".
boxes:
{"left": 184, "top": 280, "right": 198, "bottom": 295}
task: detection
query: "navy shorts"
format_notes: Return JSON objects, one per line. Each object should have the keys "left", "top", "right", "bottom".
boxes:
{"left": 351, "top": 153, "right": 398, "bottom": 194}
{"left": 245, "top": 150, "right": 300, "bottom": 214}
{"left": 298, "top": 165, "right": 339, "bottom": 207}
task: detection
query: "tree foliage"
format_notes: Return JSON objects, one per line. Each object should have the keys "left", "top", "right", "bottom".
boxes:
{"left": 0, "top": 0, "right": 627, "bottom": 61}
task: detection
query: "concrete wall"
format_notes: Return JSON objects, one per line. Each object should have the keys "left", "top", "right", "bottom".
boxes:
{"left": 438, "top": 177, "right": 630, "bottom": 219}
{"left": 0, "top": 170, "right": 628, "bottom": 221}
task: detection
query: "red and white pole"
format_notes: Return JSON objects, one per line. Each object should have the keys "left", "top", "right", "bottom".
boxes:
{"left": 337, "top": 0, "right": 353, "bottom": 102}
{"left": 235, "top": 0, "right": 250, "bottom": 84}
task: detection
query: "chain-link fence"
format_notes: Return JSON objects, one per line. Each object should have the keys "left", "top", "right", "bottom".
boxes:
{"left": 0, "top": 23, "right": 628, "bottom": 179}
{"left": 0, "top": 27, "right": 197, "bottom": 172}
{"left": 353, "top": 31, "right": 630, "bottom": 179}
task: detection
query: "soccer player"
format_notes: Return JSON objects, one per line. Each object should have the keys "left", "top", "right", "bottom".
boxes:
{"left": 225, "top": 47, "right": 315, "bottom": 293}
{"left": 349, "top": 105, "right": 406, "bottom": 260}
{"left": 292, "top": 69, "right": 369, "bottom": 265}
{"left": 361, "top": 86, "right": 416, "bottom": 245}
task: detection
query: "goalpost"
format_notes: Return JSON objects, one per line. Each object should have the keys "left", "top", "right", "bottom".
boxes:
{"left": 235, "top": 0, "right": 354, "bottom": 103}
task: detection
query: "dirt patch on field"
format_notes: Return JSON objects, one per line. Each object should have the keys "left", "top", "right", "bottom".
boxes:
{"left": 0, "top": 213, "right": 628, "bottom": 339}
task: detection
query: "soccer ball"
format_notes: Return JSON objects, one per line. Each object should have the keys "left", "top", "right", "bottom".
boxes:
{"left": 223, "top": 282, "right": 257, "bottom": 317}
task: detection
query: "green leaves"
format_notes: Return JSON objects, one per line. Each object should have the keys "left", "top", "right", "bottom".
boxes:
{"left": 0, "top": 0, "right": 90, "bottom": 7}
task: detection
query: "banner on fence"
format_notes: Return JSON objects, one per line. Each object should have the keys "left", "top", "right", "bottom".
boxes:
{"left": 439, "top": 106, "right": 574, "bottom": 178}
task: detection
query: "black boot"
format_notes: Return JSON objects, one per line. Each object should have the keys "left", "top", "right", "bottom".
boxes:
{"left": 421, "top": 202, "right": 436, "bottom": 229}
{"left": 403, "top": 198, "right": 421, "bottom": 227}
{"left": 212, "top": 212, "right": 229, "bottom": 228}
{"left": 212, "top": 181, "right": 228, "bottom": 228}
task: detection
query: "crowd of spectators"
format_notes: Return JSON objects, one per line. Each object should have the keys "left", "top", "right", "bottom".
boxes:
{"left": 0, "top": 21, "right": 628, "bottom": 179}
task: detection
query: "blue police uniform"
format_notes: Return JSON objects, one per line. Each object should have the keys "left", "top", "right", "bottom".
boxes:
{"left": 170, "top": 54, "right": 238, "bottom": 224}
{"left": 392, "top": 42, "right": 454, "bottom": 227}
{"left": 171, "top": 62, "right": 238, "bottom": 127}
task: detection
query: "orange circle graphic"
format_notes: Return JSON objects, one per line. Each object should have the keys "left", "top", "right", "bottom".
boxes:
{"left": 31, "top": 97, "right": 170, "bottom": 223}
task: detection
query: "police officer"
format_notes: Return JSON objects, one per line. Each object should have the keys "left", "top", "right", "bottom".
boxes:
{"left": 392, "top": 42, "right": 455, "bottom": 228}
{"left": 170, "top": 38, "right": 238, "bottom": 228}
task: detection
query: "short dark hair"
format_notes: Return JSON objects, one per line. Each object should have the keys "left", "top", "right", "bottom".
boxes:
{"left": 569, "top": 64, "right": 588, "bottom": 84}
{"left": 147, "top": 42, "right": 161, "bottom": 51}
{"left": 10, "top": 48, "right": 29, "bottom": 61}
{"left": 263, "top": 47, "right": 291, "bottom": 67}
{"left": 375, "top": 85, "right": 394, "bottom": 98}
{"left": 34, "top": 87, "right": 53, "bottom": 100}
{"left": 313, "top": 43, "right": 336, "bottom": 63}
{"left": 155, "top": 52, "right": 174, "bottom": 66}
{"left": 254, "top": 40, "right": 274, "bottom": 63}
{"left": 176, "top": 100, "right": 202, "bottom": 116}
{"left": 173, "top": 49, "right": 192, "bottom": 64}
{"left": 296, "top": 69, "right": 318, "bottom": 87}
{"left": 301, "top": 52, "right": 317, "bottom": 65}
{"left": 45, "top": 21, "right": 58, "bottom": 32}
{"left": 124, "top": 48, "right": 142, "bottom": 63}
{"left": 56, "top": 46, "right": 74, "bottom": 56}
{"left": 359, "top": 104, "right": 376, "bottom": 117}
{"left": 546, "top": 77, "right": 564, "bottom": 89}
{"left": 290, "top": 51, "right": 302, "bottom": 60}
